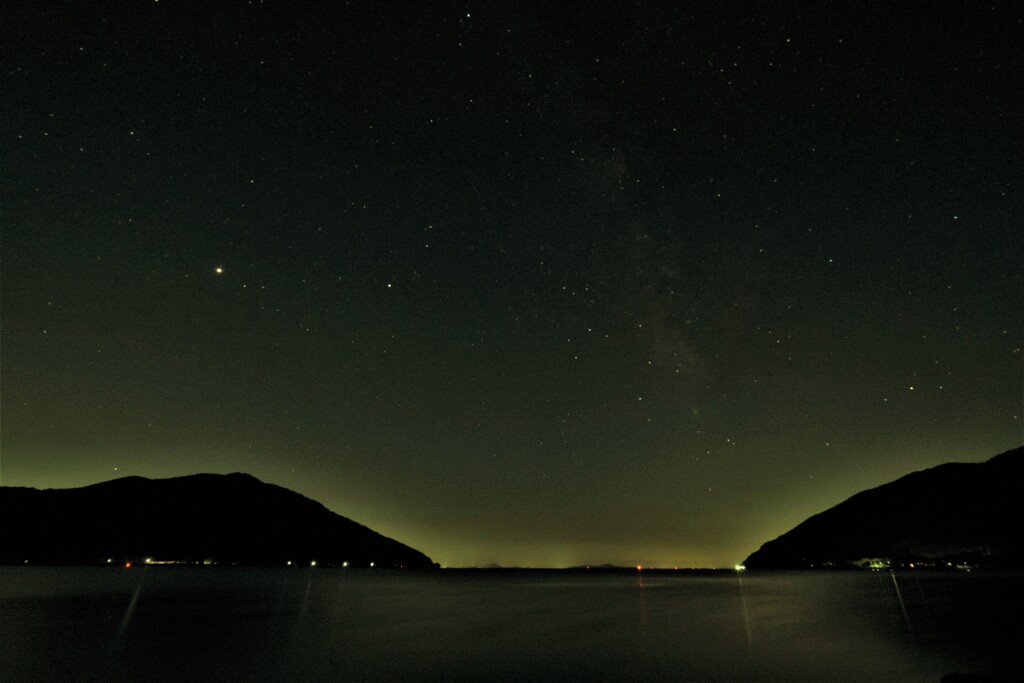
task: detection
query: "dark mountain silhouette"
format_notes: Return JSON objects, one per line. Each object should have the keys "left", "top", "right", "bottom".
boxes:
{"left": 1, "top": 472, "right": 434, "bottom": 568}
{"left": 743, "top": 446, "right": 1023, "bottom": 569}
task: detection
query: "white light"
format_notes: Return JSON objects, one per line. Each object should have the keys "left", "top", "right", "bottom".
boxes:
{"left": 734, "top": 564, "right": 746, "bottom": 572}
{"left": 370, "top": 562, "right": 375, "bottom": 567}
{"left": 310, "top": 560, "right": 317, "bottom": 567}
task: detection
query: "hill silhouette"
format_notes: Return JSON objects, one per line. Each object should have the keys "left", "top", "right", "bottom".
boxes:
{"left": 743, "top": 446, "right": 1023, "bottom": 569}
{"left": 1, "top": 472, "right": 434, "bottom": 568}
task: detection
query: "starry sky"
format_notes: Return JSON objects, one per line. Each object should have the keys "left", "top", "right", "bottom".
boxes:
{"left": 3, "top": 1, "right": 1021, "bottom": 568}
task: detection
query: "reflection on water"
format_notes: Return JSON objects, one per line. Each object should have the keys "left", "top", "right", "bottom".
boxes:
{"left": 1, "top": 567, "right": 1020, "bottom": 680}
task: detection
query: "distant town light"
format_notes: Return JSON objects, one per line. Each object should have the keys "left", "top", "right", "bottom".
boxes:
{"left": 310, "top": 560, "right": 317, "bottom": 567}
{"left": 734, "top": 564, "right": 746, "bottom": 572}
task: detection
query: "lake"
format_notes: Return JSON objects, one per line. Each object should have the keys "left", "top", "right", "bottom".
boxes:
{"left": 1, "top": 567, "right": 1019, "bottom": 680}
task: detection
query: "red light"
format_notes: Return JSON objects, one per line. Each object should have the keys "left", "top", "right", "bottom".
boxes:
{"left": 125, "top": 562, "right": 132, "bottom": 568}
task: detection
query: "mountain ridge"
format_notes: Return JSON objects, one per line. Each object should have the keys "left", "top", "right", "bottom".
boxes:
{"left": 743, "top": 446, "right": 1024, "bottom": 569}
{"left": 2, "top": 472, "right": 435, "bottom": 568}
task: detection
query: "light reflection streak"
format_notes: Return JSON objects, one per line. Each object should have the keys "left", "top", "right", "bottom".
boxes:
{"left": 889, "top": 570, "right": 913, "bottom": 638}
{"left": 635, "top": 568, "right": 649, "bottom": 655}
{"left": 115, "top": 571, "right": 145, "bottom": 644}
{"left": 737, "top": 569, "right": 753, "bottom": 649}
{"left": 293, "top": 571, "right": 315, "bottom": 643}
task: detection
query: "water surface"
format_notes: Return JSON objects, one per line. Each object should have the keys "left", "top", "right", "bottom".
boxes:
{"left": 1, "top": 567, "right": 1018, "bottom": 680}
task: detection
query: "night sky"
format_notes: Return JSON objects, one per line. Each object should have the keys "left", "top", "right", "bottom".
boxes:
{"left": 3, "top": 2, "right": 1021, "bottom": 568}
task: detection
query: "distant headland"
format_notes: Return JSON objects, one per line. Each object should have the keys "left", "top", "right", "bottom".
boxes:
{"left": 1, "top": 472, "right": 435, "bottom": 568}
{"left": 743, "top": 445, "right": 1023, "bottom": 570}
